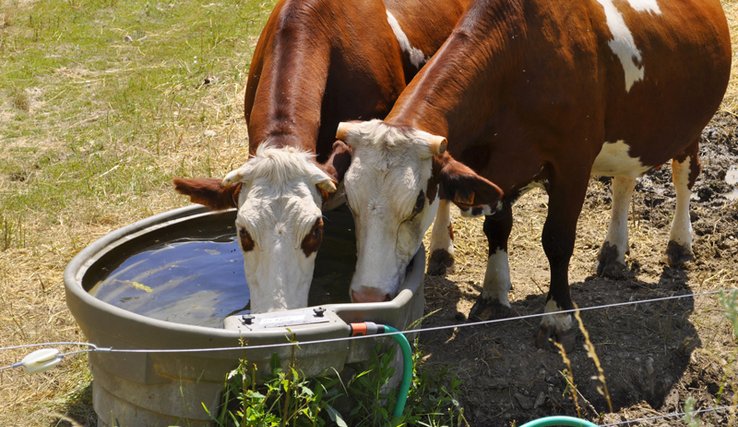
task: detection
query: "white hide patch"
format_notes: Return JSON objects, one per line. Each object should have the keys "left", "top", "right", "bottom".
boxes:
{"left": 429, "top": 199, "right": 454, "bottom": 254}
{"left": 459, "top": 202, "right": 503, "bottom": 218}
{"left": 591, "top": 140, "right": 650, "bottom": 177}
{"left": 670, "top": 157, "right": 693, "bottom": 247}
{"left": 481, "top": 249, "right": 512, "bottom": 307}
{"left": 341, "top": 120, "right": 440, "bottom": 299}
{"left": 627, "top": 0, "right": 661, "bottom": 13}
{"left": 594, "top": 0, "right": 662, "bottom": 92}
{"left": 386, "top": 11, "right": 427, "bottom": 68}
{"left": 541, "top": 299, "right": 573, "bottom": 331}
{"left": 226, "top": 145, "right": 332, "bottom": 312}
{"left": 604, "top": 175, "right": 636, "bottom": 262}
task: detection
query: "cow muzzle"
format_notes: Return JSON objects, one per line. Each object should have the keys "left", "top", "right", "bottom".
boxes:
{"left": 350, "top": 287, "right": 393, "bottom": 303}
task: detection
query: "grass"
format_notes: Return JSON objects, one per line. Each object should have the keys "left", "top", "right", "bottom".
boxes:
{"left": 0, "top": 0, "right": 270, "bottom": 216}
{"left": 0, "top": 1, "right": 271, "bottom": 425}
{"left": 1, "top": 0, "right": 737, "bottom": 426}
{"left": 725, "top": 0, "right": 738, "bottom": 113}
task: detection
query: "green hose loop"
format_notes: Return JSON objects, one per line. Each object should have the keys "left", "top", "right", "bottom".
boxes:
{"left": 383, "top": 325, "right": 413, "bottom": 419}
{"left": 520, "top": 415, "right": 599, "bottom": 427}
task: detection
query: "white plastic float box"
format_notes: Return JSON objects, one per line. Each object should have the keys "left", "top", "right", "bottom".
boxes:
{"left": 223, "top": 306, "right": 350, "bottom": 333}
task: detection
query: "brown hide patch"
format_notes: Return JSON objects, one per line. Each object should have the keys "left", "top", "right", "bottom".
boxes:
{"left": 674, "top": 142, "right": 702, "bottom": 188}
{"left": 301, "top": 218, "right": 324, "bottom": 257}
{"left": 322, "top": 140, "right": 352, "bottom": 182}
{"left": 238, "top": 227, "right": 255, "bottom": 252}
{"left": 173, "top": 178, "right": 241, "bottom": 210}
{"left": 434, "top": 154, "right": 504, "bottom": 209}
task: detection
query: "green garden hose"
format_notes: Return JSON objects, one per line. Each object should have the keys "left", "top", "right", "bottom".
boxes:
{"left": 349, "top": 322, "right": 413, "bottom": 419}
{"left": 383, "top": 325, "right": 413, "bottom": 419}
{"left": 520, "top": 415, "right": 599, "bottom": 427}
{"left": 349, "top": 323, "right": 600, "bottom": 425}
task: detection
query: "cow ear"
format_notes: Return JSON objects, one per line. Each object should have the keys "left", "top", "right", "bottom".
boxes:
{"left": 173, "top": 177, "right": 241, "bottom": 210}
{"left": 435, "top": 154, "right": 504, "bottom": 209}
{"left": 321, "top": 140, "right": 352, "bottom": 183}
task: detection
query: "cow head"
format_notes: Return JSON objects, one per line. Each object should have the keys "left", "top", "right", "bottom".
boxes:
{"left": 174, "top": 145, "right": 338, "bottom": 312}
{"left": 337, "top": 120, "right": 503, "bottom": 302}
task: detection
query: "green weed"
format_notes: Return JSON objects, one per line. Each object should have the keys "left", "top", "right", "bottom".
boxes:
{"left": 720, "top": 290, "right": 738, "bottom": 340}
{"left": 1, "top": 213, "right": 25, "bottom": 251}
{"left": 682, "top": 397, "right": 700, "bottom": 427}
{"left": 206, "top": 341, "right": 468, "bottom": 427}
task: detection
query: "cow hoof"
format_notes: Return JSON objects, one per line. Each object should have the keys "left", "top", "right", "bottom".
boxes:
{"left": 427, "top": 249, "right": 454, "bottom": 276}
{"left": 666, "top": 241, "right": 693, "bottom": 268}
{"left": 535, "top": 324, "right": 576, "bottom": 353}
{"left": 596, "top": 243, "right": 628, "bottom": 279}
{"left": 469, "top": 297, "right": 512, "bottom": 321}
{"left": 596, "top": 259, "right": 629, "bottom": 279}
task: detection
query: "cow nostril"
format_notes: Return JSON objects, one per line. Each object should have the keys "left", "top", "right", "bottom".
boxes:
{"left": 384, "top": 293, "right": 391, "bottom": 301}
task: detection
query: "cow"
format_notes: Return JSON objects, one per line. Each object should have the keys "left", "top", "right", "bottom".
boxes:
{"left": 173, "top": 0, "right": 471, "bottom": 313}
{"left": 335, "top": 0, "right": 731, "bottom": 346}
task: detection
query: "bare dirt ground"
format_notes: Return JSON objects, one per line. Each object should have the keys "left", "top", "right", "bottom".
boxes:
{"left": 418, "top": 112, "right": 738, "bottom": 426}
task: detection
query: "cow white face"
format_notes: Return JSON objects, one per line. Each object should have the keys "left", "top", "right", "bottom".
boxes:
{"left": 337, "top": 120, "right": 447, "bottom": 302}
{"left": 223, "top": 145, "right": 336, "bottom": 312}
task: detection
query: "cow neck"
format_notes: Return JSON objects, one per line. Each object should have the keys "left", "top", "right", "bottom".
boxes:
{"left": 245, "top": 2, "right": 332, "bottom": 155}
{"left": 386, "top": 0, "right": 525, "bottom": 144}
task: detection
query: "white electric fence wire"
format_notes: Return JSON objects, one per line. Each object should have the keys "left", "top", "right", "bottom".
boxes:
{"left": 1, "top": 289, "right": 733, "bottom": 372}
{"left": 1, "top": 342, "right": 101, "bottom": 352}
{"left": 600, "top": 404, "right": 734, "bottom": 426}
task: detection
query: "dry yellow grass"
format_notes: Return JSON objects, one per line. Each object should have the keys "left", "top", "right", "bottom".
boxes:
{"left": 723, "top": 0, "right": 738, "bottom": 113}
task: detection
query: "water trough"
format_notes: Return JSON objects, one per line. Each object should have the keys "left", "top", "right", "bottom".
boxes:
{"left": 64, "top": 205, "right": 426, "bottom": 426}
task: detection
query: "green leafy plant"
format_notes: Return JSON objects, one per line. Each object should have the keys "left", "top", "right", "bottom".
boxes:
{"left": 204, "top": 349, "right": 332, "bottom": 427}
{"left": 682, "top": 397, "right": 700, "bottom": 427}
{"left": 402, "top": 342, "right": 469, "bottom": 427}
{"left": 205, "top": 340, "right": 467, "bottom": 427}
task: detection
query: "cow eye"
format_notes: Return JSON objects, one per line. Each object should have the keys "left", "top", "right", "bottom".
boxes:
{"left": 301, "top": 218, "right": 324, "bottom": 256}
{"left": 238, "top": 227, "right": 255, "bottom": 252}
{"left": 410, "top": 190, "right": 425, "bottom": 219}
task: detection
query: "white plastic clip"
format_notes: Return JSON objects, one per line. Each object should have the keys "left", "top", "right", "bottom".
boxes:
{"left": 20, "top": 348, "right": 63, "bottom": 374}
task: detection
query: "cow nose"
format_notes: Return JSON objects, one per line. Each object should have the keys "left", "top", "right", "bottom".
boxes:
{"left": 351, "top": 287, "right": 392, "bottom": 303}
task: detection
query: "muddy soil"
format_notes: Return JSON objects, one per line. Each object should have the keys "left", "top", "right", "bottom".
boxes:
{"left": 419, "top": 112, "right": 738, "bottom": 426}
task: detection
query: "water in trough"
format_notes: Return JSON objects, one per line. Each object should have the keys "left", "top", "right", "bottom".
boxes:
{"left": 87, "top": 209, "right": 356, "bottom": 328}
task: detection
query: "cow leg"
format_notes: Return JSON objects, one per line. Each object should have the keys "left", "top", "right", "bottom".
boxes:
{"left": 535, "top": 169, "right": 589, "bottom": 350}
{"left": 428, "top": 199, "right": 455, "bottom": 275}
{"left": 667, "top": 152, "right": 699, "bottom": 267}
{"left": 597, "top": 175, "right": 636, "bottom": 278}
{"left": 469, "top": 201, "right": 513, "bottom": 320}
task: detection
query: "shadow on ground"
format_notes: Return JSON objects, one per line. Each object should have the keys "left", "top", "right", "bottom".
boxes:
{"left": 54, "top": 382, "right": 96, "bottom": 427}
{"left": 420, "top": 267, "right": 698, "bottom": 426}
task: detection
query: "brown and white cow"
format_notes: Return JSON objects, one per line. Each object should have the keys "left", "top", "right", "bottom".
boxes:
{"left": 336, "top": 0, "right": 731, "bottom": 345}
{"left": 173, "top": 0, "right": 470, "bottom": 312}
